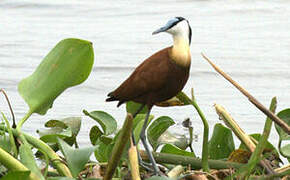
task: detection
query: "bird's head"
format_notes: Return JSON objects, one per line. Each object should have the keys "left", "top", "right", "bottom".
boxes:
{"left": 152, "top": 17, "right": 192, "bottom": 45}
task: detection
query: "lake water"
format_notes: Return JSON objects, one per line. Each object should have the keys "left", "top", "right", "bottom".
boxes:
{"left": 1, "top": 0, "right": 290, "bottom": 158}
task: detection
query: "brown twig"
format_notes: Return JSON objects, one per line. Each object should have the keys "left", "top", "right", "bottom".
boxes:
{"left": 201, "top": 53, "right": 290, "bottom": 135}
{"left": 0, "top": 89, "right": 16, "bottom": 128}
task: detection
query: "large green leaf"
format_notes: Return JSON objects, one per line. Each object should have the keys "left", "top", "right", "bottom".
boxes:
{"left": 147, "top": 116, "right": 175, "bottom": 150}
{"left": 19, "top": 144, "right": 44, "bottom": 180}
{"left": 276, "top": 109, "right": 290, "bottom": 141}
{"left": 57, "top": 138, "right": 97, "bottom": 177}
{"left": 208, "top": 123, "right": 235, "bottom": 160}
{"left": 83, "top": 110, "right": 117, "bottom": 135}
{"left": 1, "top": 171, "right": 30, "bottom": 180}
{"left": 161, "top": 144, "right": 195, "bottom": 157}
{"left": 18, "top": 38, "right": 94, "bottom": 115}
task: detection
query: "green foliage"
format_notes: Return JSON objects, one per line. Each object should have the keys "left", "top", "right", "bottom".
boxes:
{"left": 161, "top": 144, "right": 195, "bottom": 157}
{"left": 157, "top": 131, "right": 188, "bottom": 150}
{"left": 208, "top": 123, "right": 235, "bottom": 160}
{"left": 239, "top": 134, "right": 278, "bottom": 156}
{"left": 18, "top": 38, "right": 94, "bottom": 115}
{"left": 1, "top": 171, "right": 30, "bottom": 180}
{"left": 37, "top": 117, "right": 81, "bottom": 144}
{"left": 83, "top": 110, "right": 117, "bottom": 135}
{"left": 19, "top": 144, "right": 44, "bottom": 180}
{"left": 147, "top": 116, "right": 175, "bottom": 150}
{"left": 126, "top": 101, "right": 148, "bottom": 115}
{"left": 133, "top": 114, "right": 154, "bottom": 144}
{"left": 276, "top": 109, "right": 290, "bottom": 160}
{"left": 146, "top": 176, "right": 173, "bottom": 180}
{"left": 57, "top": 138, "right": 97, "bottom": 178}
{"left": 276, "top": 109, "right": 290, "bottom": 141}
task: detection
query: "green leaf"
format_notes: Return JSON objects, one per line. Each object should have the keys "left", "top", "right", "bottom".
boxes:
{"left": 133, "top": 114, "right": 154, "bottom": 144}
{"left": 18, "top": 38, "right": 94, "bottom": 115}
{"left": 83, "top": 110, "right": 117, "bottom": 135}
{"left": 94, "top": 139, "right": 113, "bottom": 162}
{"left": 147, "top": 116, "right": 175, "bottom": 150}
{"left": 47, "top": 178, "right": 76, "bottom": 180}
{"left": 276, "top": 109, "right": 290, "bottom": 141}
{"left": 208, "top": 123, "right": 235, "bottom": 160}
{"left": 280, "top": 144, "right": 290, "bottom": 158}
{"left": 126, "top": 101, "right": 148, "bottom": 115}
{"left": 1, "top": 171, "right": 30, "bottom": 180}
{"left": 57, "top": 138, "right": 97, "bottom": 177}
{"left": 157, "top": 131, "right": 188, "bottom": 150}
{"left": 19, "top": 144, "right": 44, "bottom": 180}
{"left": 0, "top": 135, "right": 11, "bottom": 153}
{"left": 146, "top": 176, "right": 173, "bottom": 180}
{"left": 89, "top": 125, "right": 103, "bottom": 145}
{"left": 161, "top": 144, "right": 195, "bottom": 157}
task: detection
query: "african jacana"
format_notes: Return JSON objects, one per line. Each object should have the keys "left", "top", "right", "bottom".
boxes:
{"left": 106, "top": 17, "right": 192, "bottom": 175}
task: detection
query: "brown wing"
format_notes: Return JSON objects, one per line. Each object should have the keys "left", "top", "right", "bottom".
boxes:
{"left": 106, "top": 47, "right": 172, "bottom": 106}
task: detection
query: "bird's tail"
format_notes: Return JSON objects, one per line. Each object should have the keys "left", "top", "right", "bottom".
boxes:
{"left": 106, "top": 92, "right": 124, "bottom": 107}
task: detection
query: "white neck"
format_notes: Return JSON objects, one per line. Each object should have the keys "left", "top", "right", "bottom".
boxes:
{"left": 170, "top": 34, "right": 191, "bottom": 67}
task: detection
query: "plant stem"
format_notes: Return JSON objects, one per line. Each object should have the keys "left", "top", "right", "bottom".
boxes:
{"left": 140, "top": 150, "right": 242, "bottom": 170}
{"left": 215, "top": 104, "right": 276, "bottom": 175}
{"left": 0, "top": 147, "right": 39, "bottom": 180}
{"left": 1, "top": 112, "right": 18, "bottom": 157}
{"left": 202, "top": 53, "right": 290, "bottom": 134}
{"left": 177, "top": 91, "right": 209, "bottom": 172}
{"left": 16, "top": 110, "right": 33, "bottom": 132}
{"left": 104, "top": 114, "right": 134, "bottom": 180}
{"left": 0, "top": 125, "right": 72, "bottom": 177}
{"left": 242, "top": 97, "right": 277, "bottom": 177}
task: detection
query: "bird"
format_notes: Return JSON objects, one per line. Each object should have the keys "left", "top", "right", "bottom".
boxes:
{"left": 106, "top": 17, "right": 192, "bottom": 175}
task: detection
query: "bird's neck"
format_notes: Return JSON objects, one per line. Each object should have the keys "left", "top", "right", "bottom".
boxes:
{"left": 170, "top": 35, "right": 191, "bottom": 67}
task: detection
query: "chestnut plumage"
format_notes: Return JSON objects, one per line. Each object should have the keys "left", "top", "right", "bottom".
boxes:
{"left": 106, "top": 17, "right": 192, "bottom": 175}
{"left": 106, "top": 46, "right": 190, "bottom": 108}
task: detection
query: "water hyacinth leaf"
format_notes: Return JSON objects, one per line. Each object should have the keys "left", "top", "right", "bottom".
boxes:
{"left": 90, "top": 125, "right": 103, "bottom": 145}
{"left": 146, "top": 176, "right": 173, "bottom": 180}
{"left": 280, "top": 144, "right": 290, "bottom": 159}
{"left": 19, "top": 144, "right": 44, "bottom": 180}
{"left": 39, "top": 127, "right": 72, "bottom": 143}
{"left": 276, "top": 109, "right": 290, "bottom": 141}
{"left": 0, "top": 135, "right": 11, "bottom": 153}
{"left": 57, "top": 138, "right": 97, "bottom": 177}
{"left": 45, "top": 120, "right": 68, "bottom": 129}
{"left": 83, "top": 110, "right": 117, "bottom": 135}
{"left": 208, "top": 123, "right": 235, "bottom": 160}
{"left": 1, "top": 171, "right": 30, "bottom": 180}
{"left": 157, "top": 131, "right": 188, "bottom": 150}
{"left": 126, "top": 101, "right": 148, "bottom": 115}
{"left": 133, "top": 114, "right": 153, "bottom": 129}
{"left": 18, "top": 38, "right": 94, "bottom": 115}
{"left": 147, "top": 116, "right": 175, "bottom": 150}
{"left": 48, "top": 178, "right": 76, "bottom": 180}
{"left": 37, "top": 118, "right": 83, "bottom": 143}
{"left": 94, "top": 139, "right": 113, "bottom": 162}
{"left": 133, "top": 115, "right": 154, "bottom": 144}
{"left": 161, "top": 144, "right": 195, "bottom": 157}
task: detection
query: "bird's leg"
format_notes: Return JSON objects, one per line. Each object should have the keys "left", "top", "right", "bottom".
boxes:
{"left": 140, "top": 108, "right": 161, "bottom": 176}
{"left": 131, "top": 104, "right": 154, "bottom": 171}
